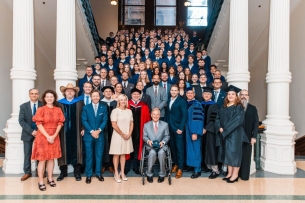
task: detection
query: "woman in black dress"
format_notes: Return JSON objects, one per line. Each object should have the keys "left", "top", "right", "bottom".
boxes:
{"left": 215, "top": 85, "right": 249, "bottom": 183}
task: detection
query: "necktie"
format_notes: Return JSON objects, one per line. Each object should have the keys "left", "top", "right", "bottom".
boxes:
{"left": 154, "top": 123, "right": 158, "bottom": 135}
{"left": 214, "top": 91, "right": 219, "bottom": 102}
{"left": 154, "top": 87, "right": 158, "bottom": 96}
{"left": 94, "top": 104, "right": 98, "bottom": 117}
{"left": 124, "top": 82, "right": 127, "bottom": 88}
{"left": 164, "top": 83, "right": 166, "bottom": 89}
{"left": 86, "top": 96, "right": 89, "bottom": 105}
{"left": 101, "top": 80, "right": 104, "bottom": 88}
{"left": 31, "top": 103, "right": 37, "bottom": 129}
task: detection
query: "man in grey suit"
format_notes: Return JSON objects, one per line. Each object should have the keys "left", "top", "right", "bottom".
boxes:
{"left": 121, "top": 71, "right": 135, "bottom": 99}
{"left": 143, "top": 108, "right": 170, "bottom": 183}
{"left": 146, "top": 74, "right": 168, "bottom": 120}
{"left": 19, "top": 88, "right": 42, "bottom": 181}
{"left": 159, "top": 72, "right": 171, "bottom": 96}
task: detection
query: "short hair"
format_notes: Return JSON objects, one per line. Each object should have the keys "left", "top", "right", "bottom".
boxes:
{"left": 83, "top": 81, "right": 93, "bottom": 88}
{"left": 171, "top": 84, "right": 179, "bottom": 90}
{"left": 86, "top": 66, "right": 93, "bottom": 70}
{"left": 151, "top": 107, "right": 161, "bottom": 115}
{"left": 213, "top": 78, "right": 222, "bottom": 83}
{"left": 188, "top": 54, "right": 195, "bottom": 60}
{"left": 90, "top": 89, "right": 100, "bottom": 97}
{"left": 210, "top": 64, "right": 217, "bottom": 69}
{"left": 29, "top": 88, "right": 39, "bottom": 93}
{"left": 92, "top": 74, "right": 101, "bottom": 78}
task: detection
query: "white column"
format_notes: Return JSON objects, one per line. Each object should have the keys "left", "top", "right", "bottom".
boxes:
{"left": 3, "top": 0, "right": 36, "bottom": 174}
{"left": 261, "top": 0, "right": 297, "bottom": 175}
{"left": 226, "top": 0, "right": 250, "bottom": 90}
{"left": 54, "top": 0, "right": 78, "bottom": 100}
{"left": 53, "top": 0, "right": 78, "bottom": 174}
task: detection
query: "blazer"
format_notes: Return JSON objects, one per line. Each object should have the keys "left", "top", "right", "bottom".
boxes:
{"left": 81, "top": 102, "right": 108, "bottom": 142}
{"left": 244, "top": 104, "right": 259, "bottom": 140}
{"left": 19, "top": 101, "right": 43, "bottom": 141}
{"left": 212, "top": 89, "right": 226, "bottom": 108}
{"left": 165, "top": 96, "right": 188, "bottom": 132}
{"left": 159, "top": 82, "right": 172, "bottom": 96}
{"left": 122, "top": 82, "right": 135, "bottom": 99}
{"left": 146, "top": 85, "right": 168, "bottom": 117}
{"left": 143, "top": 120, "right": 170, "bottom": 150}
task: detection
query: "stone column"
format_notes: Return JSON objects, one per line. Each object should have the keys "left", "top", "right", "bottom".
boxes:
{"left": 261, "top": 0, "right": 297, "bottom": 175}
{"left": 53, "top": 0, "right": 78, "bottom": 174}
{"left": 226, "top": 0, "right": 250, "bottom": 90}
{"left": 3, "top": 0, "right": 36, "bottom": 174}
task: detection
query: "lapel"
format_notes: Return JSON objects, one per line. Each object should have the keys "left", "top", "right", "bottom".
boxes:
{"left": 96, "top": 102, "right": 104, "bottom": 118}
{"left": 169, "top": 96, "right": 178, "bottom": 111}
{"left": 89, "top": 103, "right": 96, "bottom": 117}
{"left": 152, "top": 121, "right": 161, "bottom": 139}
{"left": 27, "top": 101, "right": 32, "bottom": 116}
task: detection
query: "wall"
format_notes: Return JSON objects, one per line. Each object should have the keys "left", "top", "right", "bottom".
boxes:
{"left": 0, "top": 0, "right": 13, "bottom": 137}
{"left": 90, "top": 0, "right": 118, "bottom": 40}
{"left": 290, "top": 0, "right": 305, "bottom": 138}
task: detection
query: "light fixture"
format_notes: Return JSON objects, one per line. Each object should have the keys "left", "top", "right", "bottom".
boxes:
{"left": 184, "top": 1, "right": 191, "bottom": 6}
{"left": 110, "top": 0, "right": 117, "bottom": 6}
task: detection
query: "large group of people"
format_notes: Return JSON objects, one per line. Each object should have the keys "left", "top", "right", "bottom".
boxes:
{"left": 18, "top": 28, "right": 259, "bottom": 191}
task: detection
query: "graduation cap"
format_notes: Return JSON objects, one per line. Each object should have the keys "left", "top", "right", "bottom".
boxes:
{"left": 101, "top": 86, "right": 115, "bottom": 93}
{"left": 152, "top": 140, "right": 160, "bottom": 151}
{"left": 225, "top": 85, "right": 241, "bottom": 93}
{"left": 202, "top": 87, "right": 213, "bottom": 94}
{"left": 131, "top": 88, "right": 141, "bottom": 95}
{"left": 186, "top": 87, "right": 194, "bottom": 92}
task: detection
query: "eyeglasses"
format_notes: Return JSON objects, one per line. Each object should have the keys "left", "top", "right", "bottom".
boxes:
{"left": 240, "top": 94, "right": 248, "bottom": 96}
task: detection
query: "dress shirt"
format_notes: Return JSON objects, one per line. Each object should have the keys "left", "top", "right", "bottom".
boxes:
{"left": 30, "top": 101, "right": 38, "bottom": 113}
{"left": 169, "top": 96, "right": 178, "bottom": 110}
{"left": 87, "top": 76, "right": 92, "bottom": 81}
{"left": 84, "top": 94, "right": 91, "bottom": 105}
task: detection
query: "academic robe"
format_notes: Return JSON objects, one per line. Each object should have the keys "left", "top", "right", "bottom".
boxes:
{"left": 239, "top": 104, "right": 259, "bottom": 180}
{"left": 127, "top": 100, "right": 150, "bottom": 160}
{"left": 100, "top": 100, "right": 117, "bottom": 164}
{"left": 186, "top": 100, "right": 204, "bottom": 167}
{"left": 58, "top": 98, "right": 84, "bottom": 166}
{"left": 215, "top": 105, "right": 249, "bottom": 167}
{"left": 201, "top": 101, "right": 219, "bottom": 166}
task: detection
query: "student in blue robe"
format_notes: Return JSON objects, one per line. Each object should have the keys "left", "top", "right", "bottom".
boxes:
{"left": 185, "top": 87, "right": 204, "bottom": 179}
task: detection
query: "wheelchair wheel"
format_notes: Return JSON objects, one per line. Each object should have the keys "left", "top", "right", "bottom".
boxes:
{"left": 168, "top": 173, "right": 172, "bottom": 185}
{"left": 142, "top": 173, "right": 145, "bottom": 185}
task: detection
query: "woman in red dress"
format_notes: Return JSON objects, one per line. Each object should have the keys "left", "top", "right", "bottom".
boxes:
{"left": 31, "top": 90, "right": 65, "bottom": 191}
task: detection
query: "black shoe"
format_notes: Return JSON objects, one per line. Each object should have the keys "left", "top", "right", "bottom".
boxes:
{"left": 222, "top": 177, "right": 231, "bottom": 181}
{"left": 223, "top": 172, "right": 228, "bottom": 177}
{"left": 133, "top": 168, "right": 141, "bottom": 175}
{"left": 157, "top": 176, "right": 164, "bottom": 183}
{"left": 85, "top": 177, "right": 91, "bottom": 184}
{"left": 124, "top": 168, "right": 130, "bottom": 175}
{"left": 75, "top": 173, "right": 82, "bottom": 181}
{"left": 96, "top": 175, "right": 104, "bottom": 181}
{"left": 182, "top": 166, "right": 192, "bottom": 172}
{"left": 190, "top": 172, "right": 201, "bottom": 179}
{"left": 227, "top": 177, "right": 239, "bottom": 183}
{"left": 57, "top": 174, "right": 67, "bottom": 181}
{"left": 208, "top": 172, "right": 219, "bottom": 179}
{"left": 202, "top": 168, "right": 212, "bottom": 173}
{"left": 147, "top": 176, "right": 153, "bottom": 183}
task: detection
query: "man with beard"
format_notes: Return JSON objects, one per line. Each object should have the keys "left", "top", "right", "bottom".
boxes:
{"left": 100, "top": 86, "right": 117, "bottom": 174}
{"left": 239, "top": 89, "right": 259, "bottom": 180}
{"left": 125, "top": 88, "right": 150, "bottom": 175}
{"left": 200, "top": 87, "right": 220, "bottom": 179}
{"left": 57, "top": 84, "right": 84, "bottom": 182}
{"left": 92, "top": 74, "right": 102, "bottom": 92}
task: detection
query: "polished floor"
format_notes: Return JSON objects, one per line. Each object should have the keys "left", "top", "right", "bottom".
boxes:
{"left": 0, "top": 158, "right": 305, "bottom": 202}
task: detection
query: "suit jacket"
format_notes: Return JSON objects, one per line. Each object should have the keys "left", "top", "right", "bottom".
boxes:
{"left": 212, "top": 89, "right": 226, "bottom": 108}
{"left": 143, "top": 120, "right": 170, "bottom": 150}
{"left": 164, "top": 57, "right": 175, "bottom": 67}
{"left": 188, "top": 64, "right": 199, "bottom": 75}
{"left": 244, "top": 104, "right": 259, "bottom": 140}
{"left": 19, "top": 101, "right": 43, "bottom": 141}
{"left": 81, "top": 102, "right": 108, "bottom": 142}
{"left": 122, "top": 82, "right": 135, "bottom": 99}
{"left": 165, "top": 96, "right": 188, "bottom": 132}
{"left": 141, "top": 93, "right": 152, "bottom": 111}
{"left": 159, "top": 82, "right": 171, "bottom": 96}
{"left": 146, "top": 85, "right": 168, "bottom": 117}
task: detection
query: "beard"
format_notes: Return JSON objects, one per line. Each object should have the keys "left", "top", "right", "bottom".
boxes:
{"left": 241, "top": 98, "right": 248, "bottom": 108}
{"left": 153, "top": 81, "right": 159, "bottom": 85}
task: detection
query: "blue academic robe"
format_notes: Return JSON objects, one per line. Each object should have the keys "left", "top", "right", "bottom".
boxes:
{"left": 186, "top": 100, "right": 204, "bottom": 168}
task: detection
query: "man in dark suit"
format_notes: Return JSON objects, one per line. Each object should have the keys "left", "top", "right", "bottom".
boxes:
{"left": 19, "top": 88, "right": 42, "bottom": 181}
{"left": 121, "top": 72, "right": 135, "bottom": 99}
{"left": 187, "top": 55, "right": 199, "bottom": 75}
{"left": 136, "top": 81, "right": 151, "bottom": 111}
{"left": 166, "top": 85, "right": 188, "bottom": 179}
{"left": 100, "top": 68, "right": 111, "bottom": 88}
{"left": 81, "top": 90, "right": 108, "bottom": 184}
{"left": 78, "top": 66, "right": 94, "bottom": 96}
{"left": 193, "top": 74, "right": 209, "bottom": 102}
{"left": 239, "top": 90, "right": 259, "bottom": 180}
{"left": 154, "top": 49, "right": 163, "bottom": 67}
{"left": 164, "top": 50, "right": 175, "bottom": 67}
{"left": 211, "top": 78, "right": 226, "bottom": 108}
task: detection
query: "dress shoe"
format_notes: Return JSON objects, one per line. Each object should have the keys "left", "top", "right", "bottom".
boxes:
{"left": 101, "top": 167, "right": 106, "bottom": 174}
{"left": 190, "top": 172, "right": 201, "bottom": 179}
{"left": 57, "top": 174, "right": 67, "bottom": 181}
{"left": 96, "top": 175, "right": 104, "bottom": 181}
{"left": 222, "top": 177, "right": 231, "bottom": 181}
{"left": 171, "top": 165, "right": 178, "bottom": 173}
{"left": 208, "top": 172, "right": 219, "bottom": 179}
{"left": 85, "top": 177, "right": 91, "bottom": 184}
{"left": 175, "top": 169, "right": 183, "bottom": 179}
{"left": 21, "top": 173, "right": 32, "bottom": 181}
{"left": 108, "top": 166, "right": 115, "bottom": 173}
{"left": 147, "top": 176, "right": 153, "bottom": 183}
{"left": 75, "top": 173, "right": 82, "bottom": 181}
{"left": 183, "top": 166, "right": 192, "bottom": 172}
{"left": 133, "top": 168, "right": 141, "bottom": 175}
{"left": 202, "top": 168, "right": 212, "bottom": 173}
{"left": 157, "top": 176, "right": 164, "bottom": 183}
{"left": 227, "top": 177, "right": 239, "bottom": 183}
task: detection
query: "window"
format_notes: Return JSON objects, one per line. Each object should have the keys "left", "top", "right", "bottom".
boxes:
{"left": 124, "top": 0, "right": 145, "bottom": 25}
{"left": 155, "top": 0, "right": 176, "bottom": 26}
{"left": 187, "top": 0, "right": 208, "bottom": 26}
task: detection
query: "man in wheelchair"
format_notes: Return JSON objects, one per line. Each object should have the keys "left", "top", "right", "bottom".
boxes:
{"left": 143, "top": 108, "right": 170, "bottom": 183}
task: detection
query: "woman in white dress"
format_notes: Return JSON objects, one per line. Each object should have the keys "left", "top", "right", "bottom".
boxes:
{"left": 109, "top": 94, "right": 134, "bottom": 183}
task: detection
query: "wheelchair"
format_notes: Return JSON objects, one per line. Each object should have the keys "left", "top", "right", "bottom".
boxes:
{"left": 139, "top": 144, "right": 172, "bottom": 185}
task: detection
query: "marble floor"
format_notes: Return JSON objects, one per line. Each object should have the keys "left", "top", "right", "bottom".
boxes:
{"left": 0, "top": 159, "right": 304, "bottom": 202}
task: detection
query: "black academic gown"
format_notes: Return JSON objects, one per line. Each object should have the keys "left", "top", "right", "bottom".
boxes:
{"left": 201, "top": 101, "right": 219, "bottom": 166}
{"left": 100, "top": 100, "right": 117, "bottom": 165}
{"left": 239, "top": 104, "right": 259, "bottom": 180}
{"left": 215, "top": 105, "right": 249, "bottom": 167}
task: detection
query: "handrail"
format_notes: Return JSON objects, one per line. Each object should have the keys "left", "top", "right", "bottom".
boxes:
{"left": 196, "top": 0, "right": 224, "bottom": 51}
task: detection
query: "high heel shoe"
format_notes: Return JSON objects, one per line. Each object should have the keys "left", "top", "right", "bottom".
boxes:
{"left": 114, "top": 174, "right": 122, "bottom": 183}
{"left": 222, "top": 177, "right": 231, "bottom": 181}
{"left": 38, "top": 183, "right": 46, "bottom": 191}
{"left": 227, "top": 177, "right": 239, "bottom": 183}
{"left": 119, "top": 172, "right": 128, "bottom": 181}
{"left": 47, "top": 178, "right": 56, "bottom": 187}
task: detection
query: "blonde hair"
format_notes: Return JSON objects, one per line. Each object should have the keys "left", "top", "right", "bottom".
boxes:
{"left": 116, "top": 94, "right": 129, "bottom": 109}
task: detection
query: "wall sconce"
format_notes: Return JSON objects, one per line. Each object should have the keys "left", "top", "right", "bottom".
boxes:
{"left": 111, "top": 0, "right": 117, "bottom": 6}
{"left": 184, "top": 1, "right": 191, "bottom": 6}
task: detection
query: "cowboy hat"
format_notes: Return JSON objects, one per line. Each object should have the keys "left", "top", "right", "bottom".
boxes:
{"left": 60, "top": 83, "right": 80, "bottom": 94}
